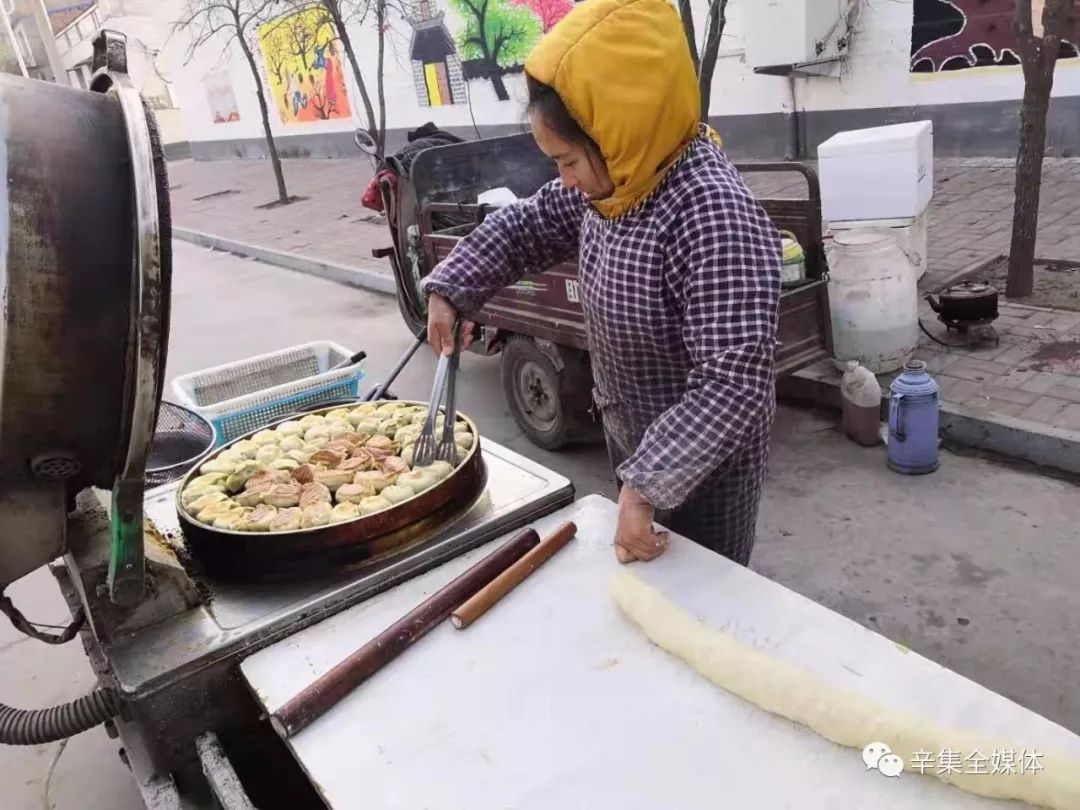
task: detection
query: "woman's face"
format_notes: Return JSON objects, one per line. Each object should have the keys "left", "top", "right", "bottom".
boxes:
{"left": 530, "top": 111, "right": 615, "bottom": 201}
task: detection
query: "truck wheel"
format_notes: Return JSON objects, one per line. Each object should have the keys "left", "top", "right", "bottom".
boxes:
{"left": 501, "top": 337, "right": 573, "bottom": 450}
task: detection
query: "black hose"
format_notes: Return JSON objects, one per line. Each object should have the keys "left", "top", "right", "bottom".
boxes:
{"left": 919, "top": 318, "right": 965, "bottom": 349}
{"left": 0, "top": 688, "right": 121, "bottom": 745}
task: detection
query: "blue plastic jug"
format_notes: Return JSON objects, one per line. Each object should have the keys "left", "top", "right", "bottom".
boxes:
{"left": 887, "top": 360, "right": 939, "bottom": 474}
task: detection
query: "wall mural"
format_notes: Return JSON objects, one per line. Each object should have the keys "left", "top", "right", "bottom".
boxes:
{"left": 203, "top": 69, "right": 240, "bottom": 123}
{"left": 258, "top": 7, "right": 352, "bottom": 123}
{"left": 406, "top": 0, "right": 571, "bottom": 105}
{"left": 911, "top": 0, "right": 1080, "bottom": 72}
{"left": 408, "top": 0, "right": 468, "bottom": 106}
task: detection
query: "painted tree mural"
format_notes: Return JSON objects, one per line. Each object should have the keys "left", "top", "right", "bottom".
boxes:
{"left": 510, "top": 0, "right": 572, "bottom": 32}
{"left": 446, "top": 0, "right": 542, "bottom": 100}
{"left": 258, "top": 6, "right": 352, "bottom": 123}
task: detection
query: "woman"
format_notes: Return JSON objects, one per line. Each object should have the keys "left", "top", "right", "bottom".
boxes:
{"left": 422, "top": 0, "right": 781, "bottom": 566}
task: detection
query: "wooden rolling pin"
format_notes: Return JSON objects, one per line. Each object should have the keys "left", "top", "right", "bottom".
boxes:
{"left": 451, "top": 521, "right": 577, "bottom": 629}
{"left": 271, "top": 527, "right": 541, "bottom": 737}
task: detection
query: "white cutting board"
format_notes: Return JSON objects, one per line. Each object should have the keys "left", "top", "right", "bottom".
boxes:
{"left": 241, "top": 494, "right": 1080, "bottom": 809}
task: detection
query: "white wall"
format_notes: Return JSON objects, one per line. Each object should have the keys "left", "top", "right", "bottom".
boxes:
{"left": 169, "top": 0, "right": 1080, "bottom": 153}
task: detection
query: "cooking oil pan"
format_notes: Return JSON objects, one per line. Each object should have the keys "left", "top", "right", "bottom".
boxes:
{"left": 176, "top": 402, "right": 487, "bottom": 579}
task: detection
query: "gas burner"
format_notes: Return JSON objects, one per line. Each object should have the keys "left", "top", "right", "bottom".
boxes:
{"left": 925, "top": 282, "right": 1001, "bottom": 347}
{"left": 939, "top": 318, "right": 999, "bottom": 346}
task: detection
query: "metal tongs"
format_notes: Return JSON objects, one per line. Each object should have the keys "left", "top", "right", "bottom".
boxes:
{"left": 414, "top": 317, "right": 462, "bottom": 467}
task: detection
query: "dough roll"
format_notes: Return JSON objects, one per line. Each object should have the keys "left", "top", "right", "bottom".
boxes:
{"left": 610, "top": 570, "right": 1080, "bottom": 809}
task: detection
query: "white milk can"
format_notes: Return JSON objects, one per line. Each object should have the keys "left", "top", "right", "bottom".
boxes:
{"left": 827, "top": 228, "right": 918, "bottom": 374}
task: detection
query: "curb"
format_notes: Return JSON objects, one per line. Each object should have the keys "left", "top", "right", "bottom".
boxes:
{"left": 778, "top": 370, "right": 1080, "bottom": 477}
{"left": 174, "top": 227, "right": 397, "bottom": 297}
{"left": 938, "top": 402, "right": 1080, "bottom": 476}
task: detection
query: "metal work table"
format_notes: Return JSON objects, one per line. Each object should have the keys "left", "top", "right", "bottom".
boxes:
{"left": 243, "top": 495, "right": 1080, "bottom": 809}
{"left": 110, "top": 439, "right": 573, "bottom": 698}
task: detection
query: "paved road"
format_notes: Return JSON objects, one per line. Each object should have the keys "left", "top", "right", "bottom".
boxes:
{"left": 2, "top": 242, "right": 1077, "bottom": 808}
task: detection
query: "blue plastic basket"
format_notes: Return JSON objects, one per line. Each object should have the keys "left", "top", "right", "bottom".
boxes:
{"left": 207, "top": 375, "right": 364, "bottom": 445}
{"left": 171, "top": 341, "right": 365, "bottom": 446}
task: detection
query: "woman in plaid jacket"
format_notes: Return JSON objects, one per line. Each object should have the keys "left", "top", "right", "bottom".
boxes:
{"left": 422, "top": 0, "right": 781, "bottom": 566}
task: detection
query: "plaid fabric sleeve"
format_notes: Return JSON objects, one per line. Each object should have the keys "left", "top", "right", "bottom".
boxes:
{"left": 616, "top": 186, "right": 782, "bottom": 510}
{"left": 420, "top": 180, "right": 585, "bottom": 317}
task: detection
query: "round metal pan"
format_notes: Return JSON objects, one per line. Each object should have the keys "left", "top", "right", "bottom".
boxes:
{"left": 176, "top": 401, "right": 486, "bottom": 579}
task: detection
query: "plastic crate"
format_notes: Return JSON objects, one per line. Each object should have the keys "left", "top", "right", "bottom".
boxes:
{"left": 171, "top": 341, "right": 364, "bottom": 446}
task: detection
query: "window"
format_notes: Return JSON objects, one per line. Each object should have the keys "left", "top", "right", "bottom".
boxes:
{"left": 68, "top": 68, "right": 85, "bottom": 89}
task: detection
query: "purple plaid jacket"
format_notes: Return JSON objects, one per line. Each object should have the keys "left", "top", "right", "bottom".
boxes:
{"left": 422, "top": 131, "right": 781, "bottom": 510}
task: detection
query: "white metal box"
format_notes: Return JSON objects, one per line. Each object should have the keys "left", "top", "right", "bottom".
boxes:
{"left": 744, "top": 0, "right": 849, "bottom": 69}
{"left": 818, "top": 121, "right": 934, "bottom": 223}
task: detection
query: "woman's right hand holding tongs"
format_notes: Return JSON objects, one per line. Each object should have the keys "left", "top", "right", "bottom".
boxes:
{"left": 427, "top": 293, "right": 476, "bottom": 357}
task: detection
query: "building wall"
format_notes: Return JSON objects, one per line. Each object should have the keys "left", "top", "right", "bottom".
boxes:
{"left": 55, "top": 0, "right": 190, "bottom": 146}
{"left": 170, "top": 0, "right": 1080, "bottom": 160}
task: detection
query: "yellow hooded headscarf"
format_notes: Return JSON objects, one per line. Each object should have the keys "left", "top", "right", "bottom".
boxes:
{"left": 524, "top": 0, "right": 720, "bottom": 219}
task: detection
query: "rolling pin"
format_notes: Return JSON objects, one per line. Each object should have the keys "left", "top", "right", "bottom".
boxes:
{"left": 271, "top": 527, "right": 541, "bottom": 737}
{"left": 451, "top": 521, "right": 577, "bottom": 629}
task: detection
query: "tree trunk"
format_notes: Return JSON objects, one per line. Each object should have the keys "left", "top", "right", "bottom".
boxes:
{"left": 333, "top": 6, "right": 380, "bottom": 157}
{"left": 375, "top": 0, "right": 387, "bottom": 160}
{"left": 1005, "top": 0, "right": 1071, "bottom": 299}
{"left": 485, "top": 59, "right": 508, "bottom": 101}
{"left": 239, "top": 36, "right": 290, "bottom": 205}
{"left": 697, "top": 0, "right": 726, "bottom": 121}
{"left": 1007, "top": 73, "right": 1052, "bottom": 298}
{"left": 676, "top": 0, "right": 699, "bottom": 75}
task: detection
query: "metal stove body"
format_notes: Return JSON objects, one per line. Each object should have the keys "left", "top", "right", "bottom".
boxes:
{"left": 0, "top": 32, "right": 574, "bottom": 809}
{"left": 0, "top": 31, "right": 170, "bottom": 605}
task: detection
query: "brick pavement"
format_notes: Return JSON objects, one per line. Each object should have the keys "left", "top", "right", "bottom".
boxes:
{"left": 167, "top": 157, "right": 392, "bottom": 277}
{"left": 796, "top": 297, "right": 1080, "bottom": 434}
{"left": 169, "top": 155, "right": 1080, "bottom": 293}
{"left": 924, "top": 300, "right": 1080, "bottom": 430}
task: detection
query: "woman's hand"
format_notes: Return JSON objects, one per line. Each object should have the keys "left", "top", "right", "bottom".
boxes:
{"left": 427, "top": 293, "right": 475, "bottom": 357}
{"left": 614, "top": 485, "right": 668, "bottom": 563}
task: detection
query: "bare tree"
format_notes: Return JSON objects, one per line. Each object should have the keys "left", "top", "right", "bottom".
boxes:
{"left": 1006, "top": 0, "right": 1075, "bottom": 298}
{"left": 677, "top": 0, "right": 728, "bottom": 121}
{"left": 177, "top": 0, "right": 291, "bottom": 205}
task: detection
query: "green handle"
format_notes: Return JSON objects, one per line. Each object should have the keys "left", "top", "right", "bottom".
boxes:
{"left": 109, "top": 477, "right": 145, "bottom": 607}
{"left": 779, "top": 230, "right": 803, "bottom": 263}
